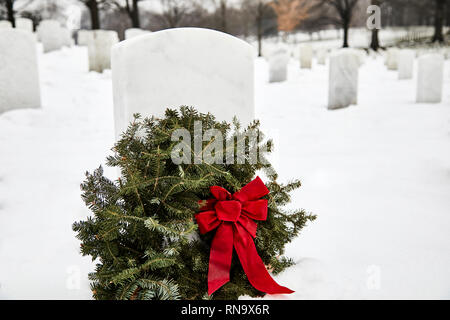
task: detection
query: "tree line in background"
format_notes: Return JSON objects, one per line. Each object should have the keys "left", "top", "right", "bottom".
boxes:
{"left": 1, "top": 0, "right": 449, "bottom": 54}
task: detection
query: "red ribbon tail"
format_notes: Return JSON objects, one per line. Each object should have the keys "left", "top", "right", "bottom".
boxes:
{"left": 208, "top": 222, "right": 234, "bottom": 295}
{"left": 234, "top": 224, "right": 294, "bottom": 295}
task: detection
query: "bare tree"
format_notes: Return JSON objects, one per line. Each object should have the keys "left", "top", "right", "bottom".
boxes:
{"left": 109, "top": 0, "right": 142, "bottom": 28}
{"left": 242, "top": 0, "right": 275, "bottom": 56}
{"left": 159, "top": 0, "right": 190, "bottom": 28}
{"left": 432, "top": 0, "right": 447, "bottom": 42}
{"left": 269, "top": 0, "right": 311, "bottom": 34}
{"left": 210, "top": 0, "right": 229, "bottom": 32}
{"left": 2, "top": 0, "right": 14, "bottom": 26}
{"left": 79, "top": 0, "right": 107, "bottom": 29}
{"left": 314, "top": 0, "right": 361, "bottom": 47}
{"left": 0, "top": 0, "right": 33, "bottom": 27}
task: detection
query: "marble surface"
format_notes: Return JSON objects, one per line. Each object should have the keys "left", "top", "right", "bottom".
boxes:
{"left": 268, "top": 48, "right": 289, "bottom": 83}
{"left": 87, "top": 30, "right": 119, "bottom": 73}
{"left": 15, "top": 18, "right": 33, "bottom": 33}
{"left": 299, "top": 43, "right": 312, "bottom": 69}
{"left": 398, "top": 49, "right": 415, "bottom": 80}
{"left": 316, "top": 48, "right": 327, "bottom": 65}
{"left": 37, "top": 20, "right": 62, "bottom": 53}
{"left": 416, "top": 53, "right": 444, "bottom": 103}
{"left": 0, "top": 20, "right": 12, "bottom": 29}
{"left": 112, "top": 27, "right": 255, "bottom": 139}
{"left": 77, "top": 30, "right": 89, "bottom": 46}
{"left": 60, "top": 28, "right": 73, "bottom": 47}
{"left": 0, "top": 29, "right": 41, "bottom": 113}
{"left": 328, "top": 49, "right": 359, "bottom": 110}
{"left": 386, "top": 48, "right": 399, "bottom": 70}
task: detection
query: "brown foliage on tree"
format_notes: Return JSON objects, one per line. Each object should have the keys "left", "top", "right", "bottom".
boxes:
{"left": 269, "top": 0, "right": 311, "bottom": 32}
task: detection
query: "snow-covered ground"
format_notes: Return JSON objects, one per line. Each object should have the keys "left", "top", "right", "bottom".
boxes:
{"left": 0, "top": 44, "right": 449, "bottom": 299}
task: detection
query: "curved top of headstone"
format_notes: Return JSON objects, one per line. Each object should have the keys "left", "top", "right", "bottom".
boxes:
{"left": 111, "top": 27, "right": 255, "bottom": 138}
{"left": 115, "top": 27, "right": 252, "bottom": 50}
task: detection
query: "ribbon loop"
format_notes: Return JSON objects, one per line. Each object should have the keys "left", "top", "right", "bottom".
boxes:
{"left": 195, "top": 177, "right": 293, "bottom": 296}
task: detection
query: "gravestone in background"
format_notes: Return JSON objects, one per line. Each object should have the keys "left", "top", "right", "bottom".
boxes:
{"left": 328, "top": 49, "right": 359, "bottom": 110}
{"left": 268, "top": 48, "right": 289, "bottom": 83}
{"left": 0, "top": 29, "right": 41, "bottom": 113}
{"left": 111, "top": 28, "right": 255, "bottom": 139}
{"left": 386, "top": 48, "right": 399, "bottom": 70}
{"left": 124, "top": 28, "right": 150, "bottom": 40}
{"left": 87, "top": 30, "right": 119, "bottom": 73}
{"left": 77, "top": 30, "right": 90, "bottom": 46}
{"left": 15, "top": 18, "right": 33, "bottom": 33}
{"left": 398, "top": 49, "right": 415, "bottom": 80}
{"left": 299, "top": 43, "right": 312, "bottom": 69}
{"left": 37, "top": 20, "right": 63, "bottom": 53}
{"left": 317, "top": 48, "right": 327, "bottom": 65}
{"left": 416, "top": 54, "right": 444, "bottom": 103}
{"left": 60, "top": 28, "right": 73, "bottom": 47}
{"left": 0, "top": 20, "right": 12, "bottom": 29}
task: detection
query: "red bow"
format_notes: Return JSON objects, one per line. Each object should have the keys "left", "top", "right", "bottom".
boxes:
{"left": 195, "top": 176, "right": 294, "bottom": 295}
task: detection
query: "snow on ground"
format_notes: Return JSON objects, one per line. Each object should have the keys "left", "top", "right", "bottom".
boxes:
{"left": 0, "top": 44, "right": 449, "bottom": 299}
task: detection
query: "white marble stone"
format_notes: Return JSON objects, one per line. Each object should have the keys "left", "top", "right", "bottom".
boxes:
{"left": 60, "top": 28, "right": 73, "bottom": 47}
{"left": 124, "top": 28, "right": 150, "bottom": 39}
{"left": 0, "top": 29, "right": 41, "bottom": 113}
{"left": 112, "top": 28, "right": 255, "bottom": 139}
{"left": 87, "top": 30, "right": 119, "bottom": 73}
{"left": 37, "top": 20, "right": 63, "bottom": 53}
{"left": 386, "top": 48, "right": 399, "bottom": 70}
{"left": 328, "top": 49, "right": 359, "bottom": 110}
{"left": 268, "top": 48, "right": 289, "bottom": 82}
{"left": 77, "top": 29, "right": 89, "bottom": 46}
{"left": 299, "top": 43, "right": 312, "bottom": 68}
{"left": 15, "top": 18, "right": 33, "bottom": 32}
{"left": 0, "top": 20, "right": 12, "bottom": 29}
{"left": 416, "top": 54, "right": 444, "bottom": 103}
{"left": 316, "top": 48, "right": 327, "bottom": 65}
{"left": 398, "top": 49, "right": 415, "bottom": 80}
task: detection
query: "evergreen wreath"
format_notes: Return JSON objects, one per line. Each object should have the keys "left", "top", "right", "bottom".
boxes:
{"left": 73, "top": 107, "right": 315, "bottom": 300}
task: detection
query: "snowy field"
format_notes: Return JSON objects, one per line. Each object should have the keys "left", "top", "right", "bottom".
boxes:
{"left": 0, "top": 44, "right": 449, "bottom": 299}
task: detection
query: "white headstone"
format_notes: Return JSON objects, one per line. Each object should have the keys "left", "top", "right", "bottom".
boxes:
{"left": 15, "top": 18, "right": 33, "bottom": 32}
{"left": 37, "top": 20, "right": 63, "bottom": 53}
{"left": 398, "top": 49, "right": 415, "bottom": 80}
{"left": 124, "top": 28, "right": 150, "bottom": 39}
{"left": 386, "top": 48, "right": 399, "bottom": 70}
{"left": 0, "top": 29, "right": 41, "bottom": 113}
{"left": 299, "top": 43, "right": 312, "bottom": 69}
{"left": 268, "top": 48, "right": 289, "bottom": 83}
{"left": 0, "top": 20, "right": 12, "bottom": 29}
{"left": 77, "top": 29, "right": 90, "bottom": 46}
{"left": 317, "top": 48, "right": 327, "bottom": 65}
{"left": 328, "top": 49, "right": 359, "bottom": 110}
{"left": 416, "top": 54, "right": 444, "bottom": 103}
{"left": 112, "top": 28, "right": 255, "bottom": 139}
{"left": 60, "top": 28, "right": 73, "bottom": 47}
{"left": 87, "top": 30, "right": 119, "bottom": 73}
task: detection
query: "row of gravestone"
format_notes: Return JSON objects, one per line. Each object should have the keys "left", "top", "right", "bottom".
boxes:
{"left": 0, "top": 25, "right": 446, "bottom": 131}
{"left": 0, "top": 28, "right": 254, "bottom": 140}
{"left": 77, "top": 28, "right": 150, "bottom": 73}
{"left": 267, "top": 44, "right": 446, "bottom": 108}
{"left": 385, "top": 48, "right": 445, "bottom": 103}
{"left": 0, "top": 19, "right": 72, "bottom": 52}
